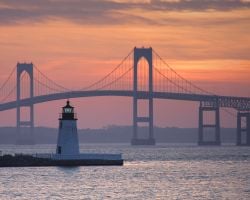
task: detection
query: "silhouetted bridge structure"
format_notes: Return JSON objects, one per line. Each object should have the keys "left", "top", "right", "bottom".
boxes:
{"left": 0, "top": 47, "right": 250, "bottom": 145}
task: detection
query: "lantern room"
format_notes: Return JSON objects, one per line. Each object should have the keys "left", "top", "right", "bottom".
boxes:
{"left": 60, "top": 100, "right": 77, "bottom": 120}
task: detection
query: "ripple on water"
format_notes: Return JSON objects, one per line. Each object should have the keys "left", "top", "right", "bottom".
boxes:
{"left": 0, "top": 144, "right": 249, "bottom": 199}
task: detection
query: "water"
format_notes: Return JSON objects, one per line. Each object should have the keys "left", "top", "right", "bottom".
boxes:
{"left": 0, "top": 144, "right": 250, "bottom": 199}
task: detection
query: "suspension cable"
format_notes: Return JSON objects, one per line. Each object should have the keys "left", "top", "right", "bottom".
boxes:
{"left": 0, "top": 66, "right": 16, "bottom": 91}
{"left": 153, "top": 50, "right": 213, "bottom": 95}
{"left": 33, "top": 65, "right": 70, "bottom": 91}
{"left": 80, "top": 49, "right": 134, "bottom": 91}
{"left": 94, "top": 67, "right": 133, "bottom": 91}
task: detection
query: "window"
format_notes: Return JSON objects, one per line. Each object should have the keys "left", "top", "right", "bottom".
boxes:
{"left": 64, "top": 108, "right": 72, "bottom": 113}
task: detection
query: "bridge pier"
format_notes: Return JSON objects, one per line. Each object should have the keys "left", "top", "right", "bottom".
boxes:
{"left": 16, "top": 63, "right": 35, "bottom": 145}
{"left": 131, "top": 47, "right": 155, "bottom": 145}
{"left": 198, "top": 101, "right": 221, "bottom": 146}
{"left": 237, "top": 111, "right": 250, "bottom": 146}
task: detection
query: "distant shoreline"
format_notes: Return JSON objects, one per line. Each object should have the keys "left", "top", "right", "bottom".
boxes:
{"left": 0, "top": 126, "right": 236, "bottom": 144}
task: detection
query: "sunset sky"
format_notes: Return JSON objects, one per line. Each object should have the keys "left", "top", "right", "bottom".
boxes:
{"left": 0, "top": 0, "right": 250, "bottom": 128}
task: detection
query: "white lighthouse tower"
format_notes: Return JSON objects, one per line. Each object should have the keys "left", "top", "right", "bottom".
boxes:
{"left": 56, "top": 100, "right": 79, "bottom": 155}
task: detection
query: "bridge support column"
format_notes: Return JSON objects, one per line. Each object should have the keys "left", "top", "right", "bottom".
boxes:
{"left": 198, "top": 101, "right": 221, "bottom": 146}
{"left": 16, "top": 63, "right": 35, "bottom": 145}
{"left": 131, "top": 47, "right": 155, "bottom": 145}
{"left": 237, "top": 111, "right": 250, "bottom": 146}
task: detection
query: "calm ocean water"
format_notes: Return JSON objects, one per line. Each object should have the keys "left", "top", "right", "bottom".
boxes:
{"left": 0, "top": 144, "right": 250, "bottom": 200}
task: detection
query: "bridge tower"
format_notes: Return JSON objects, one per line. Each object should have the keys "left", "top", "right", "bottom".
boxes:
{"left": 16, "top": 63, "right": 34, "bottom": 144}
{"left": 198, "top": 100, "right": 221, "bottom": 145}
{"left": 237, "top": 111, "right": 250, "bottom": 146}
{"left": 131, "top": 47, "right": 155, "bottom": 145}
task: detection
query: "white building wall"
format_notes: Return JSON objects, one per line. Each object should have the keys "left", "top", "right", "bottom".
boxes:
{"left": 57, "top": 120, "right": 79, "bottom": 155}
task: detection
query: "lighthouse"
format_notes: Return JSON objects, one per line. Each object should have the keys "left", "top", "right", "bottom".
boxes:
{"left": 1, "top": 99, "right": 123, "bottom": 166}
{"left": 56, "top": 100, "right": 79, "bottom": 155}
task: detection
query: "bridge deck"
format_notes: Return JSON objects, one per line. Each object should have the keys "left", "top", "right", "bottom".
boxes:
{"left": 0, "top": 90, "right": 250, "bottom": 111}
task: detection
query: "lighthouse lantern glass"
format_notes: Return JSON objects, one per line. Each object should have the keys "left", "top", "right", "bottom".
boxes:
{"left": 64, "top": 108, "right": 72, "bottom": 113}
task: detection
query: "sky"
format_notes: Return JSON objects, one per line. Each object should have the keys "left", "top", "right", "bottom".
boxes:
{"left": 0, "top": 0, "right": 250, "bottom": 129}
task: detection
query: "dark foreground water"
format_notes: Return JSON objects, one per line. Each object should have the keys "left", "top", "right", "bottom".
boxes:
{"left": 0, "top": 144, "right": 250, "bottom": 199}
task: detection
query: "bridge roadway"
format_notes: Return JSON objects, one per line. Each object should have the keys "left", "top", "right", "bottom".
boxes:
{"left": 0, "top": 90, "right": 250, "bottom": 111}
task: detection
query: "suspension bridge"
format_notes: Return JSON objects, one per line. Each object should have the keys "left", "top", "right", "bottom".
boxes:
{"left": 0, "top": 47, "right": 250, "bottom": 145}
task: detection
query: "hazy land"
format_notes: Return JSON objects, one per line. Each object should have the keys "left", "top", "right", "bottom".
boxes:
{"left": 0, "top": 126, "right": 236, "bottom": 144}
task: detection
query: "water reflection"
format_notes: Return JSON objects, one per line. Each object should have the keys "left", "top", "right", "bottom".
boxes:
{"left": 0, "top": 144, "right": 249, "bottom": 199}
